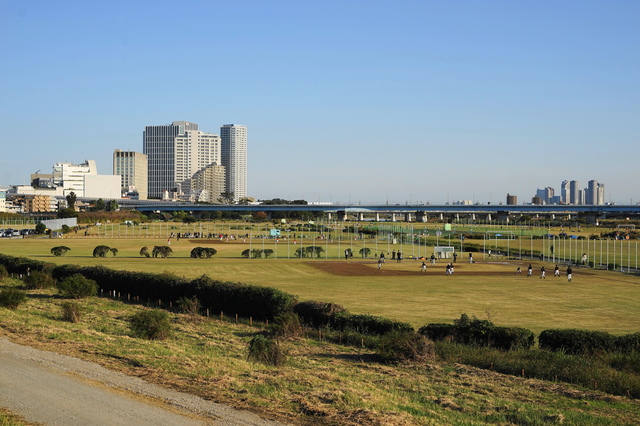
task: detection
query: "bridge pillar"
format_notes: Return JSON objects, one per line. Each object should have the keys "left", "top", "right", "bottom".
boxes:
{"left": 416, "top": 211, "right": 427, "bottom": 222}
{"left": 551, "top": 214, "right": 555, "bottom": 220}
{"left": 455, "top": 213, "right": 460, "bottom": 221}
{"left": 405, "top": 213, "right": 412, "bottom": 222}
{"left": 391, "top": 213, "right": 397, "bottom": 222}
{"left": 357, "top": 213, "right": 365, "bottom": 221}
{"left": 496, "top": 211, "right": 510, "bottom": 223}
{"left": 471, "top": 213, "right": 476, "bottom": 221}
{"left": 327, "top": 212, "right": 332, "bottom": 220}
{"left": 585, "top": 212, "right": 599, "bottom": 225}
{"left": 439, "top": 213, "right": 444, "bottom": 220}
{"left": 487, "top": 214, "right": 492, "bottom": 222}
{"left": 337, "top": 211, "right": 347, "bottom": 221}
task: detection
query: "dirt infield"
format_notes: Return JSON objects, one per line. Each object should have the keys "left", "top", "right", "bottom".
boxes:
{"left": 308, "top": 261, "right": 517, "bottom": 276}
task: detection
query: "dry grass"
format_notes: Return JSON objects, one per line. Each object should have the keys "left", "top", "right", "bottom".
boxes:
{"left": 1, "top": 280, "right": 640, "bottom": 425}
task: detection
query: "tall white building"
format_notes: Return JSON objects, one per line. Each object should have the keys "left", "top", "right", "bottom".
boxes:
{"left": 586, "top": 180, "right": 605, "bottom": 205}
{"left": 113, "top": 150, "right": 148, "bottom": 199}
{"left": 143, "top": 121, "right": 221, "bottom": 199}
{"left": 221, "top": 124, "right": 247, "bottom": 201}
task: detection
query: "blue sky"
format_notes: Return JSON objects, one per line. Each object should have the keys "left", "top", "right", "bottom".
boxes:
{"left": 1, "top": 1, "right": 638, "bottom": 204}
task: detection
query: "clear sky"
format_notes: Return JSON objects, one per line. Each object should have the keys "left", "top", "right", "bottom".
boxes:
{"left": 1, "top": 1, "right": 638, "bottom": 204}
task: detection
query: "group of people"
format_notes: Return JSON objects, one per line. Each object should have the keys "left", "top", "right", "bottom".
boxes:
{"left": 517, "top": 264, "right": 573, "bottom": 281}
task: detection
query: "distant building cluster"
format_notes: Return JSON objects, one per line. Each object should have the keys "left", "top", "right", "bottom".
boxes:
{"left": 532, "top": 180, "right": 605, "bottom": 205}
{"left": 0, "top": 121, "right": 248, "bottom": 213}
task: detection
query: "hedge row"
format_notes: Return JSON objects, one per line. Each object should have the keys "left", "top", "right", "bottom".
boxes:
{"left": 418, "top": 314, "right": 535, "bottom": 351}
{"left": 50, "top": 264, "right": 295, "bottom": 321}
{"left": 0, "top": 254, "right": 54, "bottom": 275}
{"left": 539, "top": 329, "right": 640, "bottom": 355}
{"left": 294, "top": 300, "right": 414, "bottom": 335}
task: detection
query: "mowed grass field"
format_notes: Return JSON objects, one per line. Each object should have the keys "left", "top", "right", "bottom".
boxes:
{"left": 3, "top": 236, "right": 640, "bottom": 335}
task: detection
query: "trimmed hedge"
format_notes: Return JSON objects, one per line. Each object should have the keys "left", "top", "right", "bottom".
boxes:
{"left": 294, "top": 300, "right": 413, "bottom": 335}
{"left": 419, "top": 315, "right": 534, "bottom": 351}
{"left": 0, "top": 254, "right": 54, "bottom": 275}
{"left": 539, "top": 328, "right": 637, "bottom": 355}
{"left": 51, "top": 264, "right": 296, "bottom": 321}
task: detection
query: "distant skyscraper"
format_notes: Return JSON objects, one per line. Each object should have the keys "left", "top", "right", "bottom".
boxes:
{"left": 569, "top": 180, "right": 580, "bottom": 205}
{"left": 113, "top": 150, "right": 148, "bottom": 199}
{"left": 143, "top": 121, "right": 221, "bottom": 199}
{"left": 587, "top": 180, "right": 605, "bottom": 205}
{"left": 506, "top": 194, "right": 517, "bottom": 205}
{"left": 221, "top": 124, "right": 247, "bottom": 201}
{"left": 561, "top": 180, "right": 569, "bottom": 204}
{"left": 535, "top": 187, "right": 555, "bottom": 204}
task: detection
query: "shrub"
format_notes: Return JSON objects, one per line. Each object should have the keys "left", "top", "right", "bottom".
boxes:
{"left": 241, "top": 248, "right": 274, "bottom": 259}
{"left": 418, "top": 323, "right": 456, "bottom": 342}
{"left": 139, "top": 246, "right": 150, "bottom": 257}
{"left": 23, "top": 271, "right": 56, "bottom": 290}
{"left": 269, "top": 312, "right": 303, "bottom": 339}
{"left": 176, "top": 296, "right": 200, "bottom": 317}
{"left": 0, "top": 264, "right": 7, "bottom": 280}
{"left": 57, "top": 273, "right": 98, "bottom": 299}
{"left": 294, "top": 300, "right": 347, "bottom": 328}
{"left": 333, "top": 312, "right": 414, "bottom": 336}
{"left": 51, "top": 246, "right": 71, "bottom": 257}
{"left": 616, "top": 332, "right": 640, "bottom": 353}
{"left": 129, "top": 309, "right": 172, "bottom": 340}
{"left": 61, "top": 301, "right": 82, "bottom": 323}
{"left": 93, "top": 245, "right": 111, "bottom": 257}
{"left": 378, "top": 331, "right": 436, "bottom": 363}
{"left": 358, "top": 247, "right": 371, "bottom": 258}
{"left": 190, "top": 247, "right": 217, "bottom": 258}
{"left": 539, "top": 329, "right": 616, "bottom": 355}
{"left": 0, "top": 288, "right": 27, "bottom": 310}
{"left": 247, "top": 334, "right": 286, "bottom": 366}
{"left": 294, "top": 246, "right": 324, "bottom": 258}
{"left": 152, "top": 246, "right": 173, "bottom": 258}
{"left": 109, "top": 248, "right": 118, "bottom": 257}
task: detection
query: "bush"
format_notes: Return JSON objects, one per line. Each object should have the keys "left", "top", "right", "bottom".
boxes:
{"left": 378, "top": 331, "right": 436, "bottom": 363}
{"left": 418, "top": 323, "right": 456, "bottom": 342}
{"left": 61, "top": 301, "right": 82, "bottom": 323}
{"left": 419, "top": 315, "right": 535, "bottom": 351}
{"left": 294, "top": 300, "right": 347, "bottom": 328}
{"left": 129, "top": 309, "right": 172, "bottom": 340}
{"left": 23, "top": 271, "right": 56, "bottom": 289}
{"left": 269, "top": 312, "right": 303, "bottom": 339}
{"left": 190, "top": 247, "right": 217, "bottom": 259}
{"left": 139, "top": 247, "right": 150, "bottom": 257}
{"left": 176, "top": 296, "right": 200, "bottom": 317}
{"left": 616, "top": 332, "right": 640, "bottom": 353}
{"left": 294, "top": 246, "right": 324, "bottom": 258}
{"left": 333, "top": 312, "right": 414, "bottom": 336}
{"left": 0, "top": 288, "right": 27, "bottom": 310}
{"left": 93, "top": 245, "right": 111, "bottom": 257}
{"left": 247, "top": 334, "right": 286, "bottom": 366}
{"left": 539, "top": 328, "right": 616, "bottom": 355}
{"left": 152, "top": 246, "right": 173, "bottom": 258}
{"left": 57, "top": 274, "right": 98, "bottom": 299}
{"left": 0, "top": 264, "right": 7, "bottom": 280}
{"left": 50, "top": 246, "right": 71, "bottom": 257}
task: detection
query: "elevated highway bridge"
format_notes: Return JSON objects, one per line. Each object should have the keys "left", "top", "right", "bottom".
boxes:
{"left": 119, "top": 200, "right": 640, "bottom": 224}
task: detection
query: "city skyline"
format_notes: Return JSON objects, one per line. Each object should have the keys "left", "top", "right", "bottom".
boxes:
{"left": 1, "top": 2, "right": 638, "bottom": 204}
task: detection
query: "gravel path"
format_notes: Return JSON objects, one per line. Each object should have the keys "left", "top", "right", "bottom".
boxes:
{"left": 0, "top": 338, "right": 287, "bottom": 425}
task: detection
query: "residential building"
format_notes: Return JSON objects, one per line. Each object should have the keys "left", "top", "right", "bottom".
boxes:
{"left": 586, "top": 180, "right": 605, "bottom": 205}
{"left": 113, "top": 150, "right": 148, "bottom": 199}
{"left": 569, "top": 180, "right": 580, "bottom": 205}
{"left": 221, "top": 124, "right": 247, "bottom": 201}
{"left": 506, "top": 194, "right": 517, "bottom": 205}
{"left": 50, "top": 160, "right": 120, "bottom": 199}
{"left": 144, "top": 121, "right": 221, "bottom": 199}
{"left": 179, "top": 162, "right": 226, "bottom": 203}
{"left": 561, "top": 180, "right": 569, "bottom": 204}
{"left": 0, "top": 189, "right": 5, "bottom": 212}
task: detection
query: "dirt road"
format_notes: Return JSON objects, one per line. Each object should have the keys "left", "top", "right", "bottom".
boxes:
{"left": 0, "top": 338, "right": 285, "bottom": 425}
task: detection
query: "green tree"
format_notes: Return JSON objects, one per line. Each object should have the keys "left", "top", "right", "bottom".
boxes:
{"left": 107, "top": 199, "right": 119, "bottom": 211}
{"left": 51, "top": 246, "right": 71, "bottom": 257}
{"left": 93, "top": 245, "right": 111, "bottom": 257}
{"left": 35, "top": 223, "right": 47, "bottom": 234}
{"left": 66, "top": 192, "right": 77, "bottom": 210}
{"left": 57, "top": 208, "right": 78, "bottom": 219}
{"left": 94, "top": 198, "right": 106, "bottom": 211}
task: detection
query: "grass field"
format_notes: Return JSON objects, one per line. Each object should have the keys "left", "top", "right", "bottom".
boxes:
{"left": 3, "top": 234, "right": 640, "bottom": 335}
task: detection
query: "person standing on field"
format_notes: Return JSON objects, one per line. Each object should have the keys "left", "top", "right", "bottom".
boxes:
{"left": 420, "top": 262, "right": 427, "bottom": 272}
{"left": 567, "top": 266, "right": 573, "bottom": 282}
{"left": 540, "top": 266, "right": 546, "bottom": 279}
{"left": 527, "top": 264, "right": 533, "bottom": 277}
{"left": 554, "top": 265, "right": 560, "bottom": 277}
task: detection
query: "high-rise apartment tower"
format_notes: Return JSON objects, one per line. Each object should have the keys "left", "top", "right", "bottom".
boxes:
{"left": 220, "top": 124, "right": 247, "bottom": 201}
{"left": 143, "top": 121, "right": 221, "bottom": 199}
